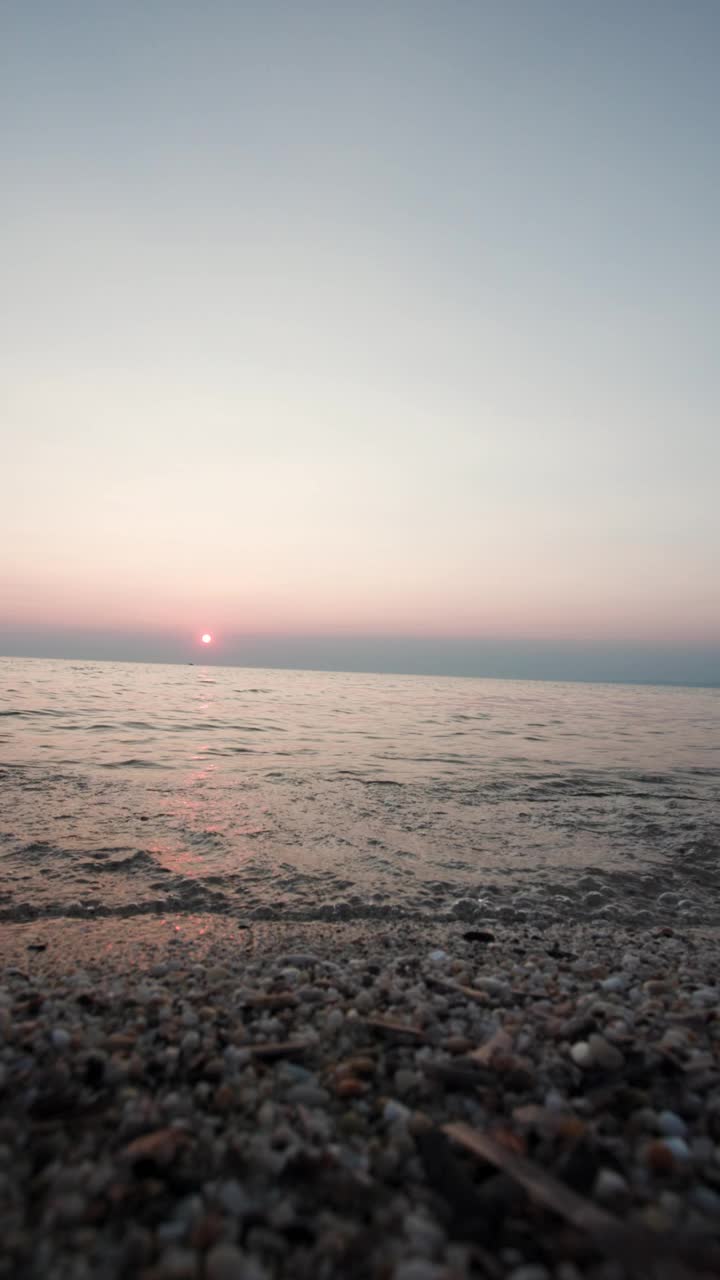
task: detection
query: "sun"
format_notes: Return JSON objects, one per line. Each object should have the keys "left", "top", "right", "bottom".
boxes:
{"left": 201, "top": 633, "right": 213, "bottom": 645}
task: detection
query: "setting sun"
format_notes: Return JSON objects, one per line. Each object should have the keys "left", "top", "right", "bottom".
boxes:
{"left": 201, "top": 633, "right": 212, "bottom": 645}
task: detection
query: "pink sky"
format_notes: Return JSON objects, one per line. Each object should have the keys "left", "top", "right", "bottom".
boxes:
{"left": 2, "top": 3, "right": 719, "bottom": 679}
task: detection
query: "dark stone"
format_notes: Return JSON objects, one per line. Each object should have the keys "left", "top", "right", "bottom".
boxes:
{"left": 415, "top": 1128, "right": 496, "bottom": 1243}
{"left": 546, "top": 944, "right": 576, "bottom": 960}
{"left": 555, "top": 1139, "right": 601, "bottom": 1195}
{"left": 83, "top": 1055, "right": 106, "bottom": 1088}
{"left": 560, "top": 1014, "right": 598, "bottom": 1041}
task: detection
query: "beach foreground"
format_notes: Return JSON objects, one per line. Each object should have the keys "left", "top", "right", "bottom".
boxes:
{"left": 1, "top": 916, "right": 719, "bottom": 1280}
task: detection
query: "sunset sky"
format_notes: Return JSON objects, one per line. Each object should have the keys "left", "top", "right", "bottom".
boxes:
{"left": 2, "top": 2, "right": 719, "bottom": 683}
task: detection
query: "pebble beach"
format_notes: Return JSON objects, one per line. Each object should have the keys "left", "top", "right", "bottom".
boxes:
{"left": 2, "top": 914, "right": 719, "bottom": 1280}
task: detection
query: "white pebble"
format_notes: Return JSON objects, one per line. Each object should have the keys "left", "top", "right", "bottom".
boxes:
{"left": 428, "top": 949, "right": 448, "bottom": 964}
{"left": 570, "top": 1041, "right": 593, "bottom": 1068}
{"left": 51, "top": 1028, "right": 71, "bottom": 1049}
{"left": 599, "top": 976, "right": 625, "bottom": 993}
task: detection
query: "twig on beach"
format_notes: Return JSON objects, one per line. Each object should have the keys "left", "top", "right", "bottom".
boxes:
{"left": 239, "top": 991, "right": 298, "bottom": 1009}
{"left": 469, "top": 1027, "right": 513, "bottom": 1064}
{"left": 443, "top": 1123, "right": 720, "bottom": 1279}
{"left": 246, "top": 1039, "right": 313, "bottom": 1059}
{"left": 427, "top": 977, "right": 490, "bottom": 1004}
{"left": 362, "top": 1016, "right": 425, "bottom": 1039}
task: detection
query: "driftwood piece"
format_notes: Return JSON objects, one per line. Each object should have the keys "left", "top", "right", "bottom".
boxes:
{"left": 246, "top": 1039, "right": 312, "bottom": 1059}
{"left": 362, "top": 1017, "right": 424, "bottom": 1039}
{"left": 239, "top": 991, "right": 298, "bottom": 1009}
{"left": 469, "top": 1027, "right": 513, "bottom": 1064}
{"left": 443, "top": 1123, "right": 719, "bottom": 1279}
{"left": 428, "top": 977, "right": 490, "bottom": 1004}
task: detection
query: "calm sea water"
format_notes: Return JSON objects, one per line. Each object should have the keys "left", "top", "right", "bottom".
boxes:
{"left": 1, "top": 657, "right": 718, "bottom": 926}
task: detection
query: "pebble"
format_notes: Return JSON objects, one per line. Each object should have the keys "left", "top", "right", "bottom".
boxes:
{"left": 587, "top": 1033, "right": 624, "bottom": 1070}
{"left": 285, "top": 1084, "right": 330, "bottom": 1107}
{"left": 334, "top": 1076, "right": 367, "bottom": 1098}
{"left": 644, "top": 979, "right": 671, "bottom": 995}
{"left": 662, "top": 1136, "right": 691, "bottom": 1162}
{"left": 217, "top": 1180, "right": 251, "bottom": 1217}
{"left": 50, "top": 1028, "right": 71, "bottom": 1050}
{"left": 449, "top": 898, "right": 480, "bottom": 921}
{"left": 205, "top": 1244, "right": 267, "bottom": 1280}
{"left": 402, "top": 1209, "right": 445, "bottom": 1255}
{"left": 657, "top": 1110, "right": 687, "bottom": 1138}
{"left": 278, "top": 954, "right": 321, "bottom": 968}
{"left": 51, "top": 1193, "right": 86, "bottom": 1224}
{"left": 599, "top": 976, "right": 625, "bottom": 993}
{"left": 474, "top": 976, "right": 511, "bottom": 1000}
{"left": 393, "top": 1262, "right": 447, "bottom": 1280}
{"left": 645, "top": 1137, "right": 691, "bottom": 1171}
{"left": 156, "top": 1221, "right": 187, "bottom": 1246}
{"left": 394, "top": 1068, "right": 417, "bottom": 1095}
{"left": 569, "top": 1041, "right": 593, "bottom": 1068}
{"left": 593, "top": 1169, "right": 628, "bottom": 1202}
{"left": 507, "top": 1266, "right": 550, "bottom": 1280}
{"left": 691, "top": 986, "right": 718, "bottom": 1008}
{"left": 384, "top": 1100, "right": 411, "bottom": 1125}
{"left": 688, "top": 1185, "right": 720, "bottom": 1215}
{"left": 155, "top": 1246, "right": 198, "bottom": 1279}
{"left": 571, "top": 1034, "right": 624, "bottom": 1070}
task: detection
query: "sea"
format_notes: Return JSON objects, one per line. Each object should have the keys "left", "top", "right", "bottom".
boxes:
{"left": 1, "top": 656, "right": 718, "bottom": 928}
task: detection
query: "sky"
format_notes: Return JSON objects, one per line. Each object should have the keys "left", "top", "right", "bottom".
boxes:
{"left": 2, "top": 1, "right": 719, "bottom": 685}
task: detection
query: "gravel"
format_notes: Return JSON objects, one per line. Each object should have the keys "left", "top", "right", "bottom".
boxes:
{"left": 0, "top": 915, "right": 719, "bottom": 1279}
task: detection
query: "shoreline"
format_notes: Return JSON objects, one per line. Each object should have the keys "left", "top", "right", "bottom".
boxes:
{"left": 2, "top": 910, "right": 720, "bottom": 977}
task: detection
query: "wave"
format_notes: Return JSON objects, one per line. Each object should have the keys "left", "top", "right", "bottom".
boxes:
{"left": 98, "top": 758, "right": 171, "bottom": 769}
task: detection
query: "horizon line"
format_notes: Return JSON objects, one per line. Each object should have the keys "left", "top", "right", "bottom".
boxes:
{"left": 1, "top": 650, "right": 718, "bottom": 693}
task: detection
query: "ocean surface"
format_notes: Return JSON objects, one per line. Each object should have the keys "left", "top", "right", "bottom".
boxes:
{"left": 1, "top": 657, "right": 718, "bottom": 927}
